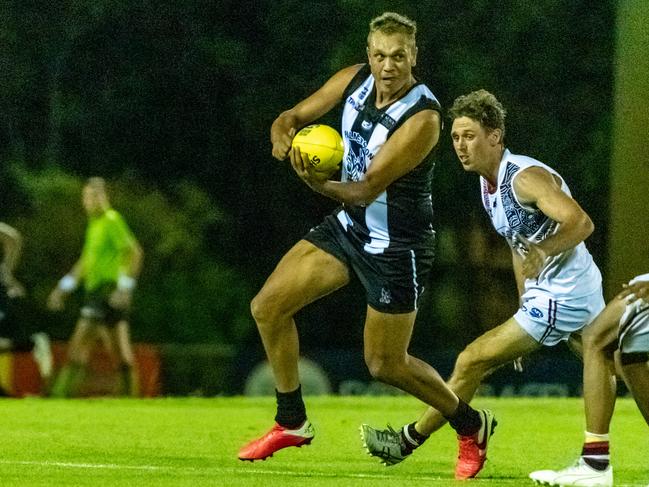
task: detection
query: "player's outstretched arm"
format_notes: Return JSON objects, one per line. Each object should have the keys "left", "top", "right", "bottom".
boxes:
{"left": 123, "top": 237, "right": 144, "bottom": 281}
{"left": 270, "top": 64, "right": 364, "bottom": 161}
{"left": 48, "top": 260, "right": 84, "bottom": 311}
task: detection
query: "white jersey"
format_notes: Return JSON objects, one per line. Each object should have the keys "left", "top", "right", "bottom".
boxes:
{"left": 480, "top": 149, "right": 602, "bottom": 300}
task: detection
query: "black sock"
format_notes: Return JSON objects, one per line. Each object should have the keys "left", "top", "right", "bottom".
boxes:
{"left": 445, "top": 399, "right": 481, "bottom": 436}
{"left": 274, "top": 385, "right": 306, "bottom": 429}
{"left": 401, "top": 422, "right": 429, "bottom": 453}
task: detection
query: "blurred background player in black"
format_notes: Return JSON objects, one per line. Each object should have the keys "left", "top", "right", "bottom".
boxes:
{"left": 0, "top": 222, "right": 52, "bottom": 394}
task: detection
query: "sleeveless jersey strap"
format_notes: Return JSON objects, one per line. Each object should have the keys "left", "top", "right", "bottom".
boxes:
{"left": 343, "top": 64, "right": 372, "bottom": 101}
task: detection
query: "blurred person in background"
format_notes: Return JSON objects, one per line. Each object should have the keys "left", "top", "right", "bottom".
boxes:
{"left": 48, "top": 177, "right": 143, "bottom": 397}
{"left": 361, "top": 89, "right": 606, "bottom": 481}
{"left": 0, "top": 222, "right": 52, "bottom": 391}
{"left": 530, "top": 275, "right": 649, "bottom": 487}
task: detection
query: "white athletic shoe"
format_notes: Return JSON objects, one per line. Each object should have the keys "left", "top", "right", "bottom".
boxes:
{"left": 529, "top": 458, "right": 612, "bottom": 486}
{"left": 31, "top": 333, "right": 53, "bottom": 379}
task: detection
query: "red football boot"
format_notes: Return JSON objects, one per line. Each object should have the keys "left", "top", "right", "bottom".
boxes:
{"left": 455, "top": 409, "right": 497, "bottom": 479}
{"left": 238, "top": 420, "right": 314, "bottom": 461}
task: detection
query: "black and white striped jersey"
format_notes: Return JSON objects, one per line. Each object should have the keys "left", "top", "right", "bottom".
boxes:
{"left": 335, "top": 64, "right": 441, "bottom": 254}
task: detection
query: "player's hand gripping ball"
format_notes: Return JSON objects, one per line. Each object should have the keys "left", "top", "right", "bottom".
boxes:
{"left": 291, "top": 124, "right": 344, "bottom": 179}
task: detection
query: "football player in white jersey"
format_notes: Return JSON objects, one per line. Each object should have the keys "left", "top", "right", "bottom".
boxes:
{"left": 530, "top": 275, "right": 649, "bottom": 486}
{"left": 239, "top": 13, "right": 496, "bottom": 478}
{"left": 361, "top": 89, "right": 610, "bottom": 481}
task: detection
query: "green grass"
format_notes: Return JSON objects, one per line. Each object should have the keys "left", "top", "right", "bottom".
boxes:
{"left": 1, "top": 396, "right": 647, "bottom": 486}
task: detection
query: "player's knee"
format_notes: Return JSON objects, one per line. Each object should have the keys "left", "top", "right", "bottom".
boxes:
{"left": 582, "top": 328, "right": 616, "bottom": 356}
{"left": 250, "top": 290, "right": 276, "bottom": 324}
{"left": 249, "top": 293, "right": 263, "bottom": 321}
{"left": 584, "top": 298, "right": 624, "bottom": 348}
{"left": 364, "top": 351, "right": 401, "bottom": 382}
{"left": 250, "top": 288, "right": 290, "bottom": 328}
{"left": 454, "top": 347, "right": 489, "bottom": 378}
{"left": 365, "top": 357, "right": 389, "bottom": 381}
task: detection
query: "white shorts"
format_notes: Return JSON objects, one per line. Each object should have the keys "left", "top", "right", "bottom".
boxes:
{"left": 514, "top": 286, "right": 605, "bottom": 346}
{"left": 619, "top": 274, "right": 649, "bottom": 354}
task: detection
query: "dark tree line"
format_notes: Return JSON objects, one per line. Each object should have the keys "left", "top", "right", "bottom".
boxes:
{"left": 0, "top": 1, "right": 614, "bottom": 350}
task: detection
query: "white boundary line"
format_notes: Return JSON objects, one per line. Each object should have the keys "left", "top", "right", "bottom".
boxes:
{"left": 0, "top": 461, "right": 646, "bottom": 486}
{"left": 0, "top": 460, "right": 163, "bottom": 471}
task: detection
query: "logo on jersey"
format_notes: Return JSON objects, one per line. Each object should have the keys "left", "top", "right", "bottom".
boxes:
{"left": 347, "top": 84, "right": 370, "bottom": 113}
{"left": 359, "top": 85, "right": 369, "bottom": 101}
{"left": 361, "top": 120, "right": 373, "bottom": 130}
{"left": 347, "top": 96, "right": 362, "bottom": 111}
{"left": 344, "top": 130, "right": 371, "bottom": 181}
{"left": 379, "top": 287, "right": 392, "bottom": 305}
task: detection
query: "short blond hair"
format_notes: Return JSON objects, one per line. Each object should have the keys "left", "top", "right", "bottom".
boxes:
{"left": 368, "top": 12, "right": 417, "bottom": 47}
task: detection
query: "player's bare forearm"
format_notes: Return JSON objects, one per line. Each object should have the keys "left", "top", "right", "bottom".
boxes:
{"left": 313, "top": 179, "right": 379, "bottom": 206}
{"left": 522, "top": 244, "right": 548, "bottom": 279}
{"left": 68, "top": 260, "right": 84, "bottom": 280}
{"left": 125, "top": 242, "right": 144, "bottom": 278}
{"left": 514, "top": 166, "right": 594, "bottom": 259}
{"left": 535, "top": 204, "right": 592, "bottom": 257}
{"left": 272, "top": 65, "right": 362, "bottom": 162}
{"left": 290, "top": 146, "right": 380, "bottom": 205}
{"left": 271, "top": 113, "right": 298, "bottom": 160}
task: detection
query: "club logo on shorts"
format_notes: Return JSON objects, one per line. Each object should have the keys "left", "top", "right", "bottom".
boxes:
{"left": 529, "top": 307, "right": 544, "bottom": 318}
{"left": 379, "top": 287, "right": 392, "bottom": 305}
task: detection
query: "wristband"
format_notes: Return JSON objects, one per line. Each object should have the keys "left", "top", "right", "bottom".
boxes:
{"left": 58, "top": 274, "right": 78, "bottom": 292}
{"left": 117, "top": 274, "right": 136, "bottom": 291}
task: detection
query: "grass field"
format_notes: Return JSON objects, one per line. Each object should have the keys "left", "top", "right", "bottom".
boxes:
{"left": 2, "top": 396, "right": 647, "bottom": 486}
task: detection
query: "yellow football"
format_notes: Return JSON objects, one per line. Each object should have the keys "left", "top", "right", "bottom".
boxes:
{"left": 291, "top": 124, "right": 344, "bottom": 177}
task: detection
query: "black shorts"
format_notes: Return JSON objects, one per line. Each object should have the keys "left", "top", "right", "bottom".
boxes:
{"left": 303, "top": 214, "right": 435, "bottom": 314}
{"left": 81, "top": 283, "right": 129, "bottom": 326}
{"left": 0, "top": 286, "right": 27, "bottom": 340}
